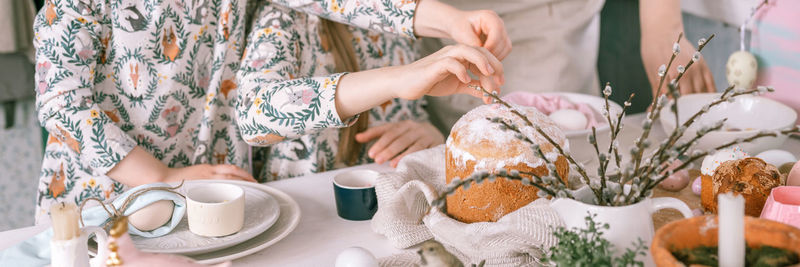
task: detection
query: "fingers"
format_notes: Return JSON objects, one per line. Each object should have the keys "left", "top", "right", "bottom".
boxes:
{"left": 389, "top": 140, "right": 428, "bottom": 167}
{"left": 356, "top": 123, "right": 394, "bottom": 143}
{"left": 387, "top": 122, "right": 443, "bottom": 167}
{"left": 213, "top": 164, "right": 257, "bottom": 182}
{"left": 702, "top": 66, "right": 717, "bottom": 93}
{"left": 374, "top": 130, "right": 418, "bottom": 164}
{"left": 477, "top": 11, "right": 511, "bottom": 60}
{"left": 692, "top": 75, "right": 704, "bottom": 94}
{"left": 444, "top": 45, "right": 497, "bottom": 77}
{"left": 440, "top": 57, "right": 471, "bottom": 84}
{"left": 471, "top": 45, "right": 505, "bottom": 85}
{"left": 367, "top": 122, "right": 411, "bottom": 160}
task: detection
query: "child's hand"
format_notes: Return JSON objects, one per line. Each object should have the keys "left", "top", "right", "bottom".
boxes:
{"left": 642, "top": 34, "right": 716, "bottom": 96}
{"left": 164, "top": 164, "right": 257, "bottom": 183}
{"left": 392, "top": 44, "right": 503, "bottom": 104}
{"left": 414, "top": 0, "right": 511, "bottom": 60}
{"left": 449, "top": 9, "right": 511, "bottom": 60}
{"left": 356, "top": 121, "right": 444, "bottom": 167}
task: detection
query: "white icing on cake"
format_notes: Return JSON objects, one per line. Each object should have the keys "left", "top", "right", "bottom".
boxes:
{"left": 447, "top": 104, "right": 568, "bottom": 171}
{"left": 701, "top": 147, "right": 749, "bottom": 176}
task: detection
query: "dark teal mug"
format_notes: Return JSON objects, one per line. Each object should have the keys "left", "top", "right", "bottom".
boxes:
{"left": 333, "top": 170, "right": 379, "bottom": 221}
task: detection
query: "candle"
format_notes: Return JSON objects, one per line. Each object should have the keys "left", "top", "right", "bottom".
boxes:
{"left": 718, "top": 193, "right": 745, "bottom": 267}
{"left": 50, "top": 202, "right": 80, "bottom": 241}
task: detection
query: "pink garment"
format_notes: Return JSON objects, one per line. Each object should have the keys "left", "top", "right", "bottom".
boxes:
{"left": 501, "top": 91, "right": 601, "bottom": 129}
{"left": 752, "top": 0, "right": 800, "bottom": 124}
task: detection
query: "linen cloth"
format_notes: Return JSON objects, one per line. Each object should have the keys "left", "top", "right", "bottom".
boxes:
{"left": 0, "top": 183, "right": 186, "bottom": 265}
{"left": 372, "top": 145, "right": 564, "bottom": 266}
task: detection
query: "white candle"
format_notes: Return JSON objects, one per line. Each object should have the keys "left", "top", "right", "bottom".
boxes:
{"left": 50, "top": 202, "right": 80, "bottom": 241}
{"left": 718, "top": 193, "right": 745, "bottom": 267}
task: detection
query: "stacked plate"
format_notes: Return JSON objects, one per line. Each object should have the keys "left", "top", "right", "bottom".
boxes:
{"left": 92, "top": 180, "right": 301, "bottom": 264}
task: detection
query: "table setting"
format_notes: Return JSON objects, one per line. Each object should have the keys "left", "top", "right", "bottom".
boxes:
{"left": 0, "top": 94, "right": 799, "bottom": 267}
{"left": 3, "top": 3, "right": 800, "bottom": 266}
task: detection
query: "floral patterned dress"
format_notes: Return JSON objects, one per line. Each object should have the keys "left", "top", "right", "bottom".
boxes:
{"left": 33, "top": 0, "right": 423, "bottom": 223}
{"left": 237, "top": 0, "right": 425, "bottom": 181}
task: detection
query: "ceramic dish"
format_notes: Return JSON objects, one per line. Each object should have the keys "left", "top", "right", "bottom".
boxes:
{"left": 660, "top": 93, "right": 797, "bottom": 154}
{"left": 130, "top": 181, "right": 279, "bottom": 255}
{"left": 503, "top": 92, "right": 623, "bottom": 165}
{"left": 91, "top": 180, "right": 300, "bottom": 263}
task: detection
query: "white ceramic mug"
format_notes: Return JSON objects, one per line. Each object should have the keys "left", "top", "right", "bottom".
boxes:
{"left": 50, "top": 226, "right": 109, "bottom": 267}
{"left": 186, "top": 183, "right": 245, "bottom": 237}
{"left": 550, "top": 185, "right": 693, "bottom": 267}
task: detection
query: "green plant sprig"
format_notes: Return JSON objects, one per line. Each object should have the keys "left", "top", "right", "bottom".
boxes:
{"left": 543, "top": 212, "right": 647, "bottom": 267}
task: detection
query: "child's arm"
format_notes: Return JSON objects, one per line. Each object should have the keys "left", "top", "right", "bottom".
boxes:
{"left": 35, "top": 0, "right": 253, "bottom": 186}
{"left": 236, "top": 2, "right": 503, "bottom": 147}
{"left": 640, "top": 0, "right": 716, "bottom": 96}
{"left": 269, "top": 0, "right": 511, "bottom": 59}
{"left": 35, "top": 0, "right": 138, "bottom": 178}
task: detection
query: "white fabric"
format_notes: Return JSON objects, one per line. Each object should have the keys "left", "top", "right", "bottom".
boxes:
{"left": 371, "top": 145, "right": 564, "bottom": 266}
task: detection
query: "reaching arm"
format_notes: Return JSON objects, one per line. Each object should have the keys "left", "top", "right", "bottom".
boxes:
{"left": 269, "top": 0, "right": 512, "bottom": 59}
{"left": 236, "top": 3, "right": 503, "bottom": 146}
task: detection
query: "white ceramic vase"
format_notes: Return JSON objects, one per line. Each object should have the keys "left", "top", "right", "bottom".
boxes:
{"left": 549, "top": 186, "right": 692, "bottom": 266}
{"left": 50, "top": 226, "right": 109, "bottom": 267}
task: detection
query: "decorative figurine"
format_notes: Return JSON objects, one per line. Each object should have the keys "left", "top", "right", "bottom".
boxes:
{"left": 103, "top": 216, "right": 230, "bottom": 267}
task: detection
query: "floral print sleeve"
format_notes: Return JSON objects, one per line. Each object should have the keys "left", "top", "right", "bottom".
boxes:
{"left": 236, "top": 4, "right": 354, "bottom": 146}
{"left": 269, "top": 0, "right": 417, "bottom": 38}
{"left": 34, "top": 0, "right": 136, "bottom": 176}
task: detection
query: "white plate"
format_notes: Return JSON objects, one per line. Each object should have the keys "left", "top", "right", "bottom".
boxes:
{"left": 130, "top": 181, "right": 280, "bottom": 255}
{"left": 91, "top": 180, "right": 301, "bottom": 263}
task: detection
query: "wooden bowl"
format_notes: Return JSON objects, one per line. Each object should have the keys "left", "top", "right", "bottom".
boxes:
{"left": 651, "top": 215, "right": 800, "bottom": 266}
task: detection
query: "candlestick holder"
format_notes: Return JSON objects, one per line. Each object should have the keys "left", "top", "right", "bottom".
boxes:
{"left": 50, "top": 226, "right": 110, "bottom": 267}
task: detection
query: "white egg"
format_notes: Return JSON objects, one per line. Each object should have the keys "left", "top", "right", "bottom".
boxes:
{"left": 335, "top": 247, "right": 378, "bottom": 267}
{"left": 726, "top": 51, "right": 758, "bottom": 90}
{"left": 129, "top": 200, "right": 175, "bottom": 232}
{"left": 548, "top": 109, "right": 587, "bottom": 131}
{"left": 756, "top": 149, "right": 797, "bottom": 168}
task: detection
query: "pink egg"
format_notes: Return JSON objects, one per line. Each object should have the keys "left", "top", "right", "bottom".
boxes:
{"left": 692, "top": 208, "right": 704, "bottom": 217}
{"left": 658, "top": 169, "right": 690, "bottom": 191}
{"left": 787, "top": 161, "right": 800, "bottom": 186}
{"left": 691, "top": 177, "right": 702, "bottom": 195}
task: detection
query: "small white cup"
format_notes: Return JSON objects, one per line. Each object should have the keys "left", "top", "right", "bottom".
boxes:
{"left": 186, "top": 183, "right": 245, "bottom": 237}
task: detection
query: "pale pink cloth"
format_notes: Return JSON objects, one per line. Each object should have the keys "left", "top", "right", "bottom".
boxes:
{"left": 752, "top": 0, "right": 800, "bottom": 124}
{"left": 502, "top": 92, "right": 600, "bottom": 129}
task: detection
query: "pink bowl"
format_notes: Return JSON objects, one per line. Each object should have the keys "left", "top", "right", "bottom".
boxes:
{"left": 760, "top": 186, "right": 800, "bottom": 229}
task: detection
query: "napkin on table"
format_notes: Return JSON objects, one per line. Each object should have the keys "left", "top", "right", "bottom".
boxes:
{"left": 0, "top": 182, "right": 186, "bottom": 265}
{"left": 372, "top": 145, "right": 564, "bottom": 267}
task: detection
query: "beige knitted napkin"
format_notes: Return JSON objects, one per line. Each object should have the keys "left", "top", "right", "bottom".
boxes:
{"left": 372, "top": 145, "right": 564, "bottom": 266}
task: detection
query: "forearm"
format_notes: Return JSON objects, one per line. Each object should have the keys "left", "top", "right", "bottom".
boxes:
{"left": 639, "top": 0, "right": 683, "bottom": 39}
{"left": 335, "top": 67, "right": 401, "bottom": 119}
{"left": 413, "top": 0, "right": 459, "bottom": 39}
{"left": 105, "top": 146, "right": 170, "bottom": 187}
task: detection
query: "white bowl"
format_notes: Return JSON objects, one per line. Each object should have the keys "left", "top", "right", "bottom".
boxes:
{"left": 186, "top": 183, "right": 246, "bottom": 237}
{"left": 659, "top": 93, "right": 797, "bottom": 154}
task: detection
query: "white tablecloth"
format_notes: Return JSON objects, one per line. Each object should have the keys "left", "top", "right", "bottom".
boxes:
{"left": 0, "top": 163, "right": 401, "bottom": 267}
{"left": 2, "top": 114, "right": 798, "bottom": 266}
